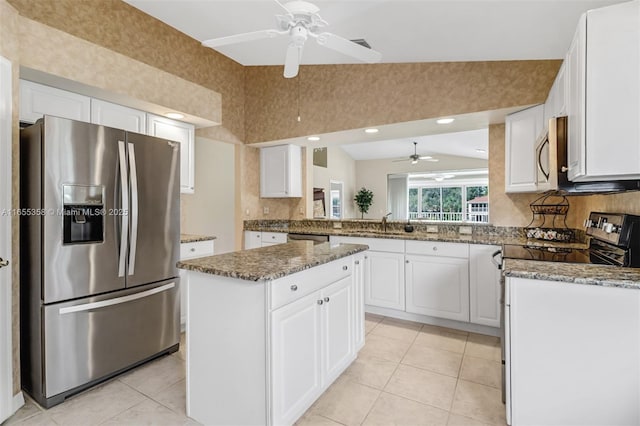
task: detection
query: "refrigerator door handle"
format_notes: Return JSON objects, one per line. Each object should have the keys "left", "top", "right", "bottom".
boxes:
{"left": 58, "top": 282, "right": 175, "bottom": 314}
{"left": 127, "top": 142, "right": 139, "bottom": 276}
{"left": 118, "top": 141, "right": 129, "bottom": 277}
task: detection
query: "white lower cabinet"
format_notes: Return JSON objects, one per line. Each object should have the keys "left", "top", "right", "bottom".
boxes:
{"left": 352, "top": 253, "right": 366, "bottom": 351}
{"left": 178, "top": 240, "right": 214, "bottom": 329}
{"left": 365, "top": 251, "right": 405, "bottom": 310}
{"left": 469, "top": 245, "right": 501, "bottom": 327}
{"left": 405, "top": 254, "right": 469, "bottom": 322}
{"left": 507, "top": 277, "right": 640, "bottom": 425}
{"left": 244, "top": 230, "right": 287, "bottom": 249}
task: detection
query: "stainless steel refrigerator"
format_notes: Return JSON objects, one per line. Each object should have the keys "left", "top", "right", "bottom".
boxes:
{"left": 20, "top": 116, "right": 180, "bottom": 408}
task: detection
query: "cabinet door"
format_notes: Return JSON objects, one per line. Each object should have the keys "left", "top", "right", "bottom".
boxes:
{"left": 19, "top": 80, "right": 90, "bottom": 124}
{"left": 260, "top": 145, "right": 302, "bottom": 198}
{"left": 405, "top": 255, "right": 469, "bottom": 322}
{"left": 504, "top": 104, "right": 544, "bottom": 193}
{"left": 244, "top": 231, "right": 262, "bottom": 249}
{"left": 584, "top": 1, "right": 640, "bottom": 180}
{"left": 321, "top": 276, "right": 353, "bottom": 385}
{"left": 566, "top": 15, "right": 586, "bottom": 182}
{"left": 469, "top": 245, "right": 501, "bottom": 328}
{"left": 271, "top": 291, "right": 322, "bottom": 426}
{"left": 90, "top": 99, "right": 146, "bottom": 133}
{"left": 147, "top": 114, "right": 195, "bottom": 193}
{"left": 364, "top": 251, "right": 405, "bottom": 310}
{"left": 508, "top": 278, "right": 640, "bottom": 425}
{"left": 352, "top": 254, "right": 366, "bottom": 351}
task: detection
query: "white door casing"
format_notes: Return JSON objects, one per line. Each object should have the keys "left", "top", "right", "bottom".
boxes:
{"left": 0, "top": 55, "right": 18, "bottom": 423}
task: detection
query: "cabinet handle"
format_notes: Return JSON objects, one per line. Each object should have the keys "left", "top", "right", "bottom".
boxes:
{"left": 317, "top": 299, "right": 324, "bottom": 305}
{"left": 290, "top": 284, "right": 298, "bottom": 291}
{"left": 324, "top": 297, "right": 330, "bottom": 303}
{"left": 354, "top": 260, "right": 360, "bottom": 265}
{"left": 342, "top": 265, "right": 348, "bottom": 271}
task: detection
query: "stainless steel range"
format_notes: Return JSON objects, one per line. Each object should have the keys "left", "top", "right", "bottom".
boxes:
{"left": 20, "top": 116, "right": 181, "bottom": 408}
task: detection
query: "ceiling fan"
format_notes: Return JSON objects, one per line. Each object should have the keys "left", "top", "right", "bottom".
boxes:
{"left": 393, "top": 142, "right": 439, "bottom": 165}
{"left": 201, "top": 0, "right": 382, "bottom": 78}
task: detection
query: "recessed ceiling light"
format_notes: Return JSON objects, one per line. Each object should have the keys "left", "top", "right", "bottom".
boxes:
{"left": 436, "top": 118, "right": 455, "bottom": 124}
{"left": 307, "top": 136, "right": 320, "bottom": 141}
{"left": 476, "top": 148, "right": 486, "bottom": 153}
{"left": 165, "top": 112, "right": 184, "bottom": 119}
{"left": 364, "top": 128, "right": 379, "bottom": 134}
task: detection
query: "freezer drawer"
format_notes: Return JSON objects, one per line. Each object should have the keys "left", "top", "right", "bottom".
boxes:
{"left": 43, "top": 279, "right": 180, "bottom": 399}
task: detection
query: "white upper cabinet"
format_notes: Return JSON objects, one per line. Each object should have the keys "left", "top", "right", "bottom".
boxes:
{"left": 567, "top": 1, "right": 640, "bottom": 181}
{"left": 260, "top": 144, "right": 302, "bottom": 198}
{"left": 147, "top": 113, "right": 195, "bottom": 194}
{"left": 90, "top": 99, "right": 146, "bottom": 133}
{"left": 544, "top": 61, "right": 567, "bottom": 131}
{"left": 20, "top": 80, "right": 91, "bottom": 124}
{"left": 505, "top": 104, "right": 544, "bottom": 193}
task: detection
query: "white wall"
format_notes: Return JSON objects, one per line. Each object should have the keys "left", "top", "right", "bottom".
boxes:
{"left": 355, "top": 155, "right": 488, "bottom": 219}
{"left": 312, "top": 146, "right": 357, "bottom": 219}
{"left": 181, "top": 137, "right": 236, "bottom": 254}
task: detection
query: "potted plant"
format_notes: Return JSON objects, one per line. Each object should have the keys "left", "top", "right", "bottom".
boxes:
{"left": 354, "top": 187, "right": 374, "bottom": 219}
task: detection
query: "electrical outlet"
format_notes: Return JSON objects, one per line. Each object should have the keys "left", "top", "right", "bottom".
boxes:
{"left": 245, "top": 209, "right": 250, "bottom": 216}
{"left": 333, "top": 222, "right": 342, "bottom": 229}
{"left": 299, "top": 206, "right": 304, "bottom": 214}
{"left": 263, "top": 207, "right": 269, "bottom": 215}
{"left": 426, "top": 226, "right": 438, "bottom": 233}
{"left": 459, "top": 226, "right": 472, "bottom": 235}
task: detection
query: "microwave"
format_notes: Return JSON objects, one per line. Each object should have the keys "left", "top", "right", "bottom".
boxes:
{"left": 535, "top": 116, "right": 640, "bottom": 194}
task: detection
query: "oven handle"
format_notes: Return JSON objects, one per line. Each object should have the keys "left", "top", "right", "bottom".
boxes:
{"left": 491, "top": 249, "right": 503, "bottom": 270}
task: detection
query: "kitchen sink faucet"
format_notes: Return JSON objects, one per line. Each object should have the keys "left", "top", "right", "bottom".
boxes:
{"left": 381, "top": 212, "right": 392, "bottom": 232}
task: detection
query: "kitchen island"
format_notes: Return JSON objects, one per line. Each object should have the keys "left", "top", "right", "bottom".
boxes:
{"left": 177, "top": 241, "right": 368, "bottom": 426}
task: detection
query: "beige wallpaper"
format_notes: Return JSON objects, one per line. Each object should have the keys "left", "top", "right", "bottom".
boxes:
{"left": 244, "top": 61, "right": 562, "bottom": 143}
{"left": 7, "top": 0, "right": 245, "bottom": 144}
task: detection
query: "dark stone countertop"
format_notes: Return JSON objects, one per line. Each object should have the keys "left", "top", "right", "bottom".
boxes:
{"left": 177, "top": 240, "right": 368, "bottom": 281}
{"left": 180, "top": 234, "right": 217, "bottom": 244}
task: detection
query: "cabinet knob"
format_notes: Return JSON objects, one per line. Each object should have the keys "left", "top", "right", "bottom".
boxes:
{"left": 324, "top": 297, "right": 330, "bottom": 303}
{"left": 272, "top": 236, "right": 276, "bottom": 239}
{"left": 354, "top": 260, "right": 360, "bottom": 265}
{"left": 561, "top": 166, "right": 569, "bottom": 173}
{"left": 406, "top": 260, "right": 409, "bottom": 263}
{"left": 317, "top": 299, "right": 324, "bottom": 305}
{"left": 190, "top": 248, "right": 196, "bottom": 252}
{"left": 364, "top": 256, "right": 368, "bottom": 259}
{"left": 342, "top": 265, "right": 348, "bottom": 271}
{"left": 433, "top": 247, "right": 438, "bottom": 251}
{"left": 290, "top": 285, "right": 298, "bottom": 291}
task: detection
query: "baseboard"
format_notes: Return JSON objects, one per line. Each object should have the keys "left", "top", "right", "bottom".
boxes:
{"left": 365, "top": 305, "right": 500, "bottom": 337}
{"left": 12, "top": 391, "right": 24, "bottom": 414}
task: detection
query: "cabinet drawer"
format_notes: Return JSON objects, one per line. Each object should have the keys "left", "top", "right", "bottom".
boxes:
{"left": 262, "top": 232, "right": 287, "bottom": 244}
{"left": 180, "top": 240, "right": 215, "bottom": 260}
{"left": 405, "top": 240, "right": 469, "bottom": 258}
{"left": 270, "top": 257, "right": 353, "bottom": 310}
{"left": 331, "top": 236, "right": 404, "bottom": 253}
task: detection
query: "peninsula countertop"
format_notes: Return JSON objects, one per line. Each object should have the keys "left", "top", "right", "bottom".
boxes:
{"left": 180, "top": 233, "right": 217, "bottom": 244}
{"left": 177, "top": 240, "right": 368, "bottom": 281}
{"left": 503, "top": 259, "right": 640, "bottom": 289}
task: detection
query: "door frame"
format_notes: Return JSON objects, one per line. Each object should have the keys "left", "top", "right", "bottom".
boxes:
{"left": 0, "top": 55, "right": 20, "bottom": 423}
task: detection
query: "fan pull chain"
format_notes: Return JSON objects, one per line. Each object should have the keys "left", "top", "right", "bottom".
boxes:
{"left": 296, "top": 74, "right": 301, "bottom": 122}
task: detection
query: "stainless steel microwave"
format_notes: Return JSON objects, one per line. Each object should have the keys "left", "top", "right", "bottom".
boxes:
{"left": 535, "top": 116, "right": 640, "bottom": 194}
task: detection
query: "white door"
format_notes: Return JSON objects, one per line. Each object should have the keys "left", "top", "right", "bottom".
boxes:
{"left": 364, "top": 251, "right": 405, "bottom": 310}
{"left": 405, "top": 255, "right": 470, "bottom": 322}
{"left": 271, "top": 291, "right": 322, "bottom": 426}
{"left": 260, "top": 145, "right": 289, "bottom": 197}
{"left": 0, "top": 55, "right": 16, "bottom": 424}
{"left": 504, "top": 104, "right": 544, "bottom": 193}
{"left": 469, "top": 245, "right": 501, "bottom": 328}
{"left": 321, "top": 276, "right": 353, "bottom": 385}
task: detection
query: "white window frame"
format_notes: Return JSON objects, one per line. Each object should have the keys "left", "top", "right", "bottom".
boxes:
{"left": 408, "top": 178, "right": 489, "bottom": 223}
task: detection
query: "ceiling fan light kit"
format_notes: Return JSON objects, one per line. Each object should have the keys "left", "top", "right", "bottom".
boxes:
{"left": 201, "top": 0, "right": 382, "bottom": 78}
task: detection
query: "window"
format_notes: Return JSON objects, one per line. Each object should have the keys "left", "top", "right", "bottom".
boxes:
{"left": 408, "top": 183, "right": 488, "bottom": 223}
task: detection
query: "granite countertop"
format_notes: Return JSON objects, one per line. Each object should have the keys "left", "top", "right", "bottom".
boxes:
{"left": 180, "top": 234, "right": 217, "bottom": 243}
{"left": 177, "top": 240, "right": 368, "bottom": 281}
{"left": 251, "top": 227, "right": 588, "bottom": 249}
{"left": 503, "top": 259, "right": 640, "bottom": 289}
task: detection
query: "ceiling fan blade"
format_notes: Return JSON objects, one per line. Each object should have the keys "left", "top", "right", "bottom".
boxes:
{"left": 284, "top": 42, "right": 302, "bottom": 78}
{"left": 202, "top": 29, "right": 281, "bottom": 48}
{"left": 392, "top": 159, "right": 410, "bottom": 163}
{"left": 418, "top": 155, "right": 433, "bottom": 160}
{"left": 315, "top": 32, "right": 382, "bottom": 63}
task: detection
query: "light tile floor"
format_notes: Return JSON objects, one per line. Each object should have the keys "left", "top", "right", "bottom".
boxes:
{"left": 5, "top": 315, "right": 506, "bottom": 426}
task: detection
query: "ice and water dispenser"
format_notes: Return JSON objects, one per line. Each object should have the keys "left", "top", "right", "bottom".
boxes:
{"left": 62, "top": 185, "right": 104, "bottom": 244}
